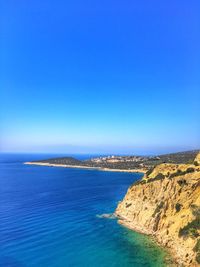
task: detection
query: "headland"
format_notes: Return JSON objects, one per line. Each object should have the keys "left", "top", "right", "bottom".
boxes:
{"left": 115, "top": 151, "right": 200, "bottom": 266}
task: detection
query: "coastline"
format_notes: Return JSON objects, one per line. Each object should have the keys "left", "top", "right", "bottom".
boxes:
{"left": 24, "top": 162, "right": 146, "bottom": 173}
{"left": 115, "top": 159, "right": 200, "bottom": 267}
{"left": 116, "top": 215, "right": 177, "bottom": 266}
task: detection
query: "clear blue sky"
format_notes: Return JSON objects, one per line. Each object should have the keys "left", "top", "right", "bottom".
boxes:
{"left": 0, "top": 0, "right": 200, "bottom": 154}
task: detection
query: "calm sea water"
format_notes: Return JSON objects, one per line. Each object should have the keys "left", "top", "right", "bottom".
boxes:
{"left": 0, "top": 154, "right": 168, "bottom": 267}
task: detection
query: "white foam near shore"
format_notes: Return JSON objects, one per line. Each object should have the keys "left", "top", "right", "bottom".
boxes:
{"left": 96, "top": 213, "right": 117, "bottom": 219}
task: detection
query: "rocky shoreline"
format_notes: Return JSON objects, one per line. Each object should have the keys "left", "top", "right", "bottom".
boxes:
{"left": 116, "top": 215, "right": 180, "bottom": 266}
{"left": 115, "top": 153, "right": 200, "bottom": 266}
{"left": 115, "top": 215, "right": 177, "bottom": 266}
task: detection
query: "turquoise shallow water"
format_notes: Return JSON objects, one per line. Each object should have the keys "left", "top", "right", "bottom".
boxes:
{"left": 0, "top": 154, "right": 168, "bottom": 267}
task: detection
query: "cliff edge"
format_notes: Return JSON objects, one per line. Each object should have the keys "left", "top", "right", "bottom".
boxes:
{"left": 116, "top": 152, "right": 200, "bottom": 266}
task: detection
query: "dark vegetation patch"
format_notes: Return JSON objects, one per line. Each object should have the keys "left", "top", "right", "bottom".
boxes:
{"left": 154, "top": 173, "right": 165, "bottom": 180}
{"left": 130, "top": 180, "right": 146, "bottom": 188}
{"left": 196, "top": 253, "right": 200, "bottom": 264}
{"left": 145, "top": 166, "right": 195, "bottom": 184}
{"left": 131, "top": 165, "right": 195, "bottom": 186}
{"left": 179, "top": 205, "right": 200, "bottom": 238}
{"left": 125, "top": 203, "right": 132, "bottom": 208}
{"left": 175, "top": 203, "right": 182, "bottom": 212}
{"left": 146, "top": 173, "right": 166, "bottom": 183}
{"left": 177, "top": 179, "right": 188, "bottom": 186}
{"left": 194, "top": 239, "right": 200, "bottom": 264}
{"left": 192, "top": 205, "right": 200, "bottom": 217}
{"left": 145, "top": 167, "right": 155, "bottom": 176}
{"left": 34, "top": 157, "right": 83, "bottom": 165}
{"left": 170, "top": 167, "right": 195, "bottom": 179}
{"left": 179, "top": 220, "right": 200, "bottom": 238}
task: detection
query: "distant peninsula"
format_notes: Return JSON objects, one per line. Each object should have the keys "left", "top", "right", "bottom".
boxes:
{"left": 25, "top": 150, "right": 198, "bottom": 174}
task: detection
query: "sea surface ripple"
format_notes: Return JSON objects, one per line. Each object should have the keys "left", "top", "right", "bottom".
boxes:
{"left": 0, "top": 154, "right": 168, "bottom": 267}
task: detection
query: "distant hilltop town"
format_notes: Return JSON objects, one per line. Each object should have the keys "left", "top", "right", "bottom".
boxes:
{"left": 87, "top": 150, "right": 199, "bottom": 170}
{"left": 90, "top": 155, "right": 150, "bottom": 163}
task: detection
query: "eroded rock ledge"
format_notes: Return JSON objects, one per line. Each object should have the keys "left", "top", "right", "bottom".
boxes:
{"left": 116, "top": 153, "right": 200, "bottom": 266}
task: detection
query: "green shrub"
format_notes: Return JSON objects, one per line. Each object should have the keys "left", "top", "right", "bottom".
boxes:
{"left": 146, "top": 173, "right": 165, "bottom": 183}
{"left": 191, "top": 205, "right": 200, "bottom": 217}
{"left": 194, "top": 239, "right": 200, "bottom": 253}
{"left": 143, "top": 196, "right": 147, "bottom": 201}
{"left": 146, "top": 167, "right": 155, "bottom": 177}
{"left": 186, "top": 167, "right": 195, "bottom": 173}
{"left": 170, "top": 170, "right": 181, "bottom": 179}
{"left": 177, "top": 179, "right": 187, "bottom": 186}
{"left": 170, "top": 167, "right": 195, "bottom": 179}
{"left": 130, "top": 179, "right": 146, "bottom": 188}
{"left": 194, "top": 239, "right": 200, "bottom": 264}
{"left": 175, "top": 203, "right": 182, "bottom": 212}
{"left": 179, "top": 217, "right": 200, "bottom": 238}
{"left": 196, "top": 253, "right": 200, "bottom": 264}
{"left": 154, "top": 173, "right": 165, "bottom": 180}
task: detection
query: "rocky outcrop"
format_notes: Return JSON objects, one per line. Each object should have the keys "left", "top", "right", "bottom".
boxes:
{"left": 116, "top": 158, "right": 200, "bottom": 266}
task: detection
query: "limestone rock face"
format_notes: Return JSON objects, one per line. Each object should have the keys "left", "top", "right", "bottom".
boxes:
{"left": 116, "top": 162, "right": 200, "bottom": 266}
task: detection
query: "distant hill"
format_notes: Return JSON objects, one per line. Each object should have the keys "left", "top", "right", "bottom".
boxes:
{"left": 146, "top": 150, "right": 199, "bottom": 166}
{"left": 30, "top": 150, "right": 199, "bottom": 171}
{"left": 33, "top": 157, "right": 83, "bottom": 166}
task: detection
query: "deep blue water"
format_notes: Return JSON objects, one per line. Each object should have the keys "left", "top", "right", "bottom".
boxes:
{"left": 0, "top": 154, "right": 167, "bottom": 267}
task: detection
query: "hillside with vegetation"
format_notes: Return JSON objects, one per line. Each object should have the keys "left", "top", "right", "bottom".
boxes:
{"left": 30, "top": 150, "right": 199, "bottom": 171}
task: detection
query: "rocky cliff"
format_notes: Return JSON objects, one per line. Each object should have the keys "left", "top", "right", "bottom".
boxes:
{"left": 116, "top": 153, "right": 200, "bottom": 266}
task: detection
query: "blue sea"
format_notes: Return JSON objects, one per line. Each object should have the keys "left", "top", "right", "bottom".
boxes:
{"left": 0, "top": 154, "right": 168, "bottom": 267}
